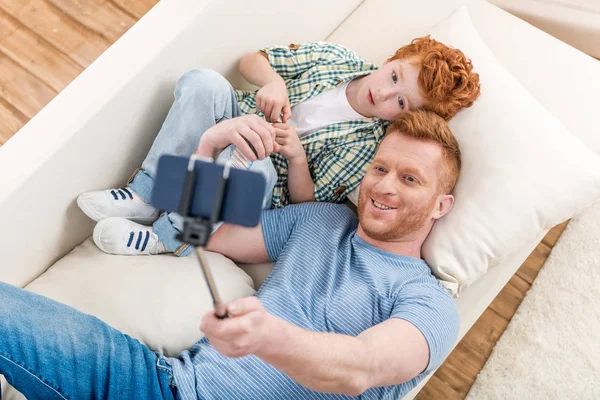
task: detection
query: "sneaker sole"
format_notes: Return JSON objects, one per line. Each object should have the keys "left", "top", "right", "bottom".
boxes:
{"left": 77, "top": 195, "right": 159, "bottom": 224}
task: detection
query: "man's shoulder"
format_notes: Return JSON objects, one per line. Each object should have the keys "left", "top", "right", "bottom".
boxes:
{"left": 278, "top": 202, "right": 355, "bottom": 224}
{"left": 294, "top": 202, "right": 356, "bottom": 217}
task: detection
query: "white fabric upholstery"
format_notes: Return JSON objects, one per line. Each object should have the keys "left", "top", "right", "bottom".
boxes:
{"left": 2, "top": 0, "right": 600, "bottom": 398}
{"left": 489, "top": 0, "right": 600, "bottom": 58}
{"left": 422, "top": 8, "right": 600, "bottom": 293}
{"left": 25, "top": 239, "right": 256, "bottom": 357}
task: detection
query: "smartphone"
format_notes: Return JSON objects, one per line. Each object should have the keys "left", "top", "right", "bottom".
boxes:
{"left": 151, "top": 155, "right": 266, "bottom": 227}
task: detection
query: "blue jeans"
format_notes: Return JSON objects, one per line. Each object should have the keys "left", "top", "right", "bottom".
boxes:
{"left": 0, "top": 281, "right": 177, "bottom": 399}
{"left": 129, "top": 69, "right": 277, "bottom": 256}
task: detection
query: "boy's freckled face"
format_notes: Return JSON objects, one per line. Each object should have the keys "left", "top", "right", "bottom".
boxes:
{"left": 348, "top": 58, "right": 427, "bottom": 120}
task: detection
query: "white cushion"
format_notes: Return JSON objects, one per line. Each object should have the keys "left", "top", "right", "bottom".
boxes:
{"left": 24, "top": 238, "right": 256, "bottom": 357}
{"left": 340, "top": 6, "right": 600, "bottom": 294}
{"left": 489, "top": 0, "right": 600, "bottom": 58}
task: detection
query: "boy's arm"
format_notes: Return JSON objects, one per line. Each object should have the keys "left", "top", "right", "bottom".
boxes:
{"left": 287, "top": 157, "right": 316, "bottom": 203}
{"left": 239, "top": 42, "right": 365, "bottom": 123}
{"left": 239, "top": 52, "right": 282, "bottom": 88}
{"left": 273, "top": 123, "right": 315, "bottom": 203}
{"left": 239, "top": 51, "right": 291, "bottom": 123}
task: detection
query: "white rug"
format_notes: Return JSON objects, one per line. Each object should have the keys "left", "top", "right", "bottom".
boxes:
{"left": 467, "top": 202, "right": 600, "bottom": 399}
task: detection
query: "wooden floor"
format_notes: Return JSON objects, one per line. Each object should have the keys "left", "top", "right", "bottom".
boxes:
{"left": 0, "top": 1, "right": 570, "bottom": 398}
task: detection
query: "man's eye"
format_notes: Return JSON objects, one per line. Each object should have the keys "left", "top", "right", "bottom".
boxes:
{"left": 405, "top": 176, "right": 415, "bottom": 182}
{"left": 392, "top": 71, "right": 397, "bottom": 83}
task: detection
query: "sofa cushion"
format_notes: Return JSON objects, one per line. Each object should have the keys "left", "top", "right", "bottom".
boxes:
{"left": 338, "top": 6, "right": 600, "bottom": 294}
{"left": 25, "top": 238, "right": 256, "bottom": 357}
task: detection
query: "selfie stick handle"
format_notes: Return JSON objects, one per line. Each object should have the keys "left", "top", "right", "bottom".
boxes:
{"left": 194, "top": 246, "right": 228, "bottom": 319}
{"left": 178, "top": 155, "right": 229, "bottom": 319}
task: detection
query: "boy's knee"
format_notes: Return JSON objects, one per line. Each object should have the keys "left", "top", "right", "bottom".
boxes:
{"left": 176, "top": 69, "right": 231, "bottom": 99}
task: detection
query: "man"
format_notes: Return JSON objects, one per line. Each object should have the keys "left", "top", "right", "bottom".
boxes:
{"left": 77, "top": 37, "right": 479, "bottom": 257}
{"left": 0, "top": 110, "right": 460, "bottom": 399}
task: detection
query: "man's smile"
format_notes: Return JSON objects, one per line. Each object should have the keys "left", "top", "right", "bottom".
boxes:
{"left": 371, "top": 198, "right": 397, "bottom": 211}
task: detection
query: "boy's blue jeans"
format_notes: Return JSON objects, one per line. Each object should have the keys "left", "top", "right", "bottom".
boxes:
{"left": 129, "top": 69, "right": 277, "bottom": 257}
{"left": 0, "top": 281, "right": 177, "bottom": 399}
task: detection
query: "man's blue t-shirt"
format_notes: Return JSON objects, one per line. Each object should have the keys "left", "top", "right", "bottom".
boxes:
{"left": 170, "top": 203, "right": 459, "bottom": 399}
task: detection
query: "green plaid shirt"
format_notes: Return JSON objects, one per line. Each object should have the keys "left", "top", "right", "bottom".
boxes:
{"left": 235, "top": 41, "right": 387, "bottom": 208}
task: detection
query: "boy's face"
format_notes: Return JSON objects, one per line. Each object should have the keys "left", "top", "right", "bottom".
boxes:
{"left": 351, "top": 57, "right": 427, "bottom": 120}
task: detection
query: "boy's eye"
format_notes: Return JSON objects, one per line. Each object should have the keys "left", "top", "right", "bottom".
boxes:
{"left": 392, "top": 71, "right": 397, "bottom": 83}
{"left": 375, "top": 166, "right": 386, "bottom": 173}
{"left": 398, "top": 97, "right": 405, "bottom": 109}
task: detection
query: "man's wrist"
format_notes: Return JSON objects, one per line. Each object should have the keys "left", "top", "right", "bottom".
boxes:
{"left": 256, "top": 313, "right": 290, "bottom": 359}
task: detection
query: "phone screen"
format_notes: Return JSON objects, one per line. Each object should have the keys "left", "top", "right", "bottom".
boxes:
{"left": 151, "top": 155, "right": 266, "bottom": 227}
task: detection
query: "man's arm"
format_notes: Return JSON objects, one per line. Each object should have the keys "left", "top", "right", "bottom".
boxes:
{"left": 201, "top": 298, "right": 430, "bottom": 396}
{"left": 258, "top": 317, "right": 429, "bottom": 395}
{"left": 195, "top": 114, "right": 276, "bottom": 161}
{"left": 206, "top": 222, "right": 270, "bottom": 264}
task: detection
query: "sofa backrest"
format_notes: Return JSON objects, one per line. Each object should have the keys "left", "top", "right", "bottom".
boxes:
{"left": 0, "top": 0, "right": 363, "bottom": 287}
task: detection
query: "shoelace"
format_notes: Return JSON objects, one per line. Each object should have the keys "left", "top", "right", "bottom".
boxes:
{"left": 110, "top": 188, "right": 134, "bottom": 200}
{"left": 127, "top": 230, "right": 151, "bottom": 252}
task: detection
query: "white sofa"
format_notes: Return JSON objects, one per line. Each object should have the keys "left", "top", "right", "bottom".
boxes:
{"left": 489, "top": 0, "right": 600, "bottom": 58}
{"left": 1, "top": 0, "right": 600, "bottom": 398}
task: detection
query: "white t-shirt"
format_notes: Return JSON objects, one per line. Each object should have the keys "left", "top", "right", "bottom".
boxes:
{"left": 287, "top": 81, "right": 364, "bottom": 137}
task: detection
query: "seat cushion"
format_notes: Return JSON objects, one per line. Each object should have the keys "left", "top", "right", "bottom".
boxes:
{"left": 25, "top": 238, "right": 256, "bottom": 357}
{"left": 335, "top": 5, "right": 600, "bottom": 294}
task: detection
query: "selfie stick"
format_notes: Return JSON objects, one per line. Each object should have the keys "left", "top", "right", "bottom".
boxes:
{"left": 177, "top": 154, "right": 229, "bottom": 319}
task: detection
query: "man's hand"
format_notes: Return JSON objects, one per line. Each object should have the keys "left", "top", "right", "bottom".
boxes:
{"left": 196, "top": 115, "right": 278, "bottom": 161}
{"left": 273, "top": 123, "right": 306, "bottom": 163}
{"left": 256, "top": 77, "right": 292, "bottom": 123}
{"left": 200, "top": 297, "right": 272, "bottom": 358}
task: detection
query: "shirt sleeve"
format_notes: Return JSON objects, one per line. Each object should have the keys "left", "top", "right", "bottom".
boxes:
{"left": 260, "top": 203, "right": 328, "bottom": 261}
{"left": 391, "top": 280, "right": 460, "bottom": 373}
{"left": 260, "top": 41, "right": 362, "bottom": 80}
{"left": 311, "top": 141, "right": 378, "bottom": 203}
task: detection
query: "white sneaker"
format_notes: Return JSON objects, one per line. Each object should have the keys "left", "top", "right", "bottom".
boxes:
{"left": 77, "top": 187, "right": 160, "bottom": 223}
{"left": 93, "top": 218, "right": 169, "bottom": 256}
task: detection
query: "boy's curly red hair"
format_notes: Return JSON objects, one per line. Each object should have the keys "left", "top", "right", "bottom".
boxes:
{"left": 388, "top": 36, "right": 480, "bottom": 121}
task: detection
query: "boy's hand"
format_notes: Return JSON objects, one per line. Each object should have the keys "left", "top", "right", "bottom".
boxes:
{"left": 273, "top": 123, "right": 306, "bottom": 163}
{"left": 256, "top": 77, "right": 292, "bottom": 123}
{"left": 197, "top": 115, "right": 278, "bottom": 161}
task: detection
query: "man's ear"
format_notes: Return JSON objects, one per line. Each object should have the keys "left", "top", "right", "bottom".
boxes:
{"left": 433, "top": 194, "right": 454, "bottom": 220}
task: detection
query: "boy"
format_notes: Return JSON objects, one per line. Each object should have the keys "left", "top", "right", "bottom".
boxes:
{"left": 78, "top": 36, "right": 480, "bottom": 256}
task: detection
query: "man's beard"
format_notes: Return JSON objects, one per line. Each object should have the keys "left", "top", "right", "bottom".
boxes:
{"left": 357, "top": 191, "right": 436, "bottom": 241}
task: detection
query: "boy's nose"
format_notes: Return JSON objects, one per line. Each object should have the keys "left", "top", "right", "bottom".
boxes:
{"left": 380, "top": 88, "right": 395, "bottom": 101}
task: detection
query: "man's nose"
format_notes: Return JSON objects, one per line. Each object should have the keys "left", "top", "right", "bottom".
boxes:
{"left": 374, "top": 173, "right": 397, "bottom": 194}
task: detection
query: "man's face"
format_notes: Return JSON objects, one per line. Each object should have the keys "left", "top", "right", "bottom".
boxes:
{"left": 353, "top": 58, "right": 427, "bottom": 120}
{"left": 357, "top": 131, "right": 445, "bottom": 241}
